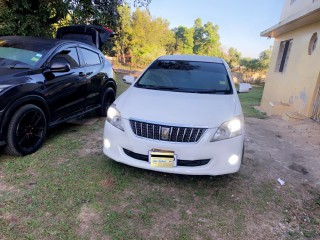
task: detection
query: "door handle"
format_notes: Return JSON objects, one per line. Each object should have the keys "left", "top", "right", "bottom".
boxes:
{"left": 79, "top": 72, "right": 86, "bottom": 77}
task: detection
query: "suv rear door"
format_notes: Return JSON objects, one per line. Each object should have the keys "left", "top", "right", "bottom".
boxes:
{"left": 56, "top": 25, "right": 115, "bottom": 50}
{"left": 78, "top": 46, "right": 105, "bottom": 106}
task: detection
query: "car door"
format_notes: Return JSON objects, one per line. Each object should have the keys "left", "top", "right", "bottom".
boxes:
{"left": 79, "top": 46, "right": 105, "bottom": 106}
{"left": 44, "top": 46, "right": 87, "bottom": 121}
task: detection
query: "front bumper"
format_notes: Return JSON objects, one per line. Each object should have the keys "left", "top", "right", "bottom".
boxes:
{"left": 103, "top": 119, "right": 244, "bottom": 176}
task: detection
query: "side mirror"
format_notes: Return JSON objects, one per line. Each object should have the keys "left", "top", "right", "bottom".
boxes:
{"left": 49, "top": 59, "right": 71, "bottom": 73}
{"left": 238, "top": 83, "right": 252, "bottom": 93}
{"left": 43, "top": 59, "right": 71, "bottom": 80}
{"left": 122, "top": 75, "right": 135, "bottom": 84}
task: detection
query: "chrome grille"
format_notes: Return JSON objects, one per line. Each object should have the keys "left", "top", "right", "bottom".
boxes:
{"left": 129, "top": 120, "right": 206, "bottom": 143}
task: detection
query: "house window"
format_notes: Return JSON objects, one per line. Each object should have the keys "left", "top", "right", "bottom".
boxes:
{"left": 275, "top": 39, "right": 293, "bottom": 73}
{"left": 308, "top": 33, "right": 318, "bottom": 55}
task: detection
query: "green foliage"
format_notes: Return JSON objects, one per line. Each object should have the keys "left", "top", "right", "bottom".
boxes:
{"left": 0, "top": 0, "right": 68, "bottom": 37}
{"left": 0, "top": 0, "right": 151, "bottom": 39}
{"left": 240, "top": 48, "right": 272, "bottom": 73}
{"left": 193, "top": 18, "right": 204, "bottom": 54}
{"left": 258, "top": 47, "right": 272, "bottom": 70}
{"left": 240, "top": 57, "right": 263, "bottom": 72}
{"left": 192, "top": 18, "right": 222, "bottom": 57}
{"left": 174, "top": 26, "right": 194, "bottom": 54}
{"left": 238, "top": 86, "right": 267, "bottom": 118}
{"left": 227, "top": 47, "right": 242, "bottom": 69}
{"left": 239, "top": 48, "right": 272, "bottom": 82}
{"left": 68, "top": 0, "right": 123, "bottom": 30}
{"left": 130, "top": 8, "right": 174, "bottom": 67}
{"left": 114, "top": 4, "right": 133, "bottom": 63}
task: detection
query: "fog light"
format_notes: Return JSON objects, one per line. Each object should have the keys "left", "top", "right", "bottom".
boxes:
{"left": 228, "top": 155, "right": 239, "bottom": 165}
{"left": 104, "top": 138, "right": 111, "bottom": 149}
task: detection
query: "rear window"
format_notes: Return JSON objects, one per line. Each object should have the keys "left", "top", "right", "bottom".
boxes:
{"left": 81, "top": 48, "right": 101, "bottom": 66}
{"left": 135, "top": 60, "right": 232, "bottom": 94}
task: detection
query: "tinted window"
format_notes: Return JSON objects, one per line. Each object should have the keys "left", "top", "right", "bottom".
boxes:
{"left": 81, "top": 48, "right": 101, "bottom": 66}
{"left": 51, "top": 47, "right": 80, "bottom": 68}
{"left": 135, "top": 60, "right": 231, "bottom": 94}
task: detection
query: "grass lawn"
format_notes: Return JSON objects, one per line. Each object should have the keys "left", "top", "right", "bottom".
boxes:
{"left": 238, "top": 85, "right": 266, "bottom": 119}
{"left": 0, "top": 76, "right": 318, "bottom": 239}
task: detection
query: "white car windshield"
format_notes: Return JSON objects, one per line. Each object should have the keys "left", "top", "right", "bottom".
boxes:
{"left": 135, "top": 60, "right": 232, "bottom": 94}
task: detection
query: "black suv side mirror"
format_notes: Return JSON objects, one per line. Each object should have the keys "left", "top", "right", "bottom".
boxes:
{"left": 49, "top": 59, "right": 71, "bottom": 73}
{"left": 43, "top": 59, "right": 71, "bottom": 80}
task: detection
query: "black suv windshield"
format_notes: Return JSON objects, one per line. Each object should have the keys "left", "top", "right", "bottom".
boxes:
{"left": 135, "top": 60, "right": 232, "bottom": 94}
{"left": 0, "top": 38, "right": 51, "bottom": 67}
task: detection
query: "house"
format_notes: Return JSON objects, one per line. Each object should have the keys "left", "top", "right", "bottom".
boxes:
{"left": 260, "top": 0, "right": 320, "bottom": 122}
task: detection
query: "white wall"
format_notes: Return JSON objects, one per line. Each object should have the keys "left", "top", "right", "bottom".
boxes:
{"left": 280, "top": 0, "right": 320, "bottom": 21}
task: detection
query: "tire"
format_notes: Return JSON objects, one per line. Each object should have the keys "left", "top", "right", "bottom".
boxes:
{"left": 5, "top": 104, "right": 47, "bottom": 156}
{"left": 97, "top": 87, "right": 115, "bottom": 117}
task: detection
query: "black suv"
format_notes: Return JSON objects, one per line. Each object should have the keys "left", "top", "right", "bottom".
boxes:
{"left": 0, "top": 25, "right": 116, "bottom": 156}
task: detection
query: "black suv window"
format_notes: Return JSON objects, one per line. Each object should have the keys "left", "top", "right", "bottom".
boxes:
{"left": 52, "top": 47, "right": 80, "bottom": 68}
{"left": 81, "top": 48, "right": 101, "bottom": 66}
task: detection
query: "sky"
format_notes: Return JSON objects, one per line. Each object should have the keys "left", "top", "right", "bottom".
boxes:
{"left": 145, "top": 0, "right": 284, "bottom": 58}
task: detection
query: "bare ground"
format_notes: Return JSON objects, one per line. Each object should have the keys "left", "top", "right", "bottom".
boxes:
{"left": 245, "top": 117, "right": 320, "bottom": 188}
{"left": 242, "top": 117, "right": 320, "bottom": 239}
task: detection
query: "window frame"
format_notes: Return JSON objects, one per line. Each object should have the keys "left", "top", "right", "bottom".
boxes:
{"left": 275, "top": 39, "right": 293, "bottom": 73}
{"left": 79, "top": 47, "right": 102, "bottom": 67}
{"left": 308, "top": 32, "right": 318, "bottom": 55}
{"left": 51, "top": 46, "right": 81, "bottom": 69}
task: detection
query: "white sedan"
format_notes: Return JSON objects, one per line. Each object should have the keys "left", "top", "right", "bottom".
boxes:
{"left": 103, "top": 55, "right": 251, "bottom": 176}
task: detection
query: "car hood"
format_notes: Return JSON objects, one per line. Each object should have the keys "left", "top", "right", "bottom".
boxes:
{"left": 0, "top": 68, "right": 33, "bottom": 85}
{"left": 116, "top": 87, "right": 238, "bottom": 128}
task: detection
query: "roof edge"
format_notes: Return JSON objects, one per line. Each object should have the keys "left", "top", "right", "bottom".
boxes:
{"left": 261, "top": 7, "right": 320, "bottom": 38}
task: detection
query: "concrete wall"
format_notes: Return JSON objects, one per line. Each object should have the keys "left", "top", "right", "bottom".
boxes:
{"left": 260, "top": 21, "right": 320, "bottom": 117}
{"left": 281, "top": 0, "right": 320, "bottom": 21}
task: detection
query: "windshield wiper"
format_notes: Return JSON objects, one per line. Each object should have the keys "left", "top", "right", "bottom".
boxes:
{"left": 194, "top": 89, "right": 231, "bottom": 94}
{"left": 7, "top": 63, "right": 31, "bottom": 69}
{"left": 138, "top": 85, "right": 182, "bottom": 91}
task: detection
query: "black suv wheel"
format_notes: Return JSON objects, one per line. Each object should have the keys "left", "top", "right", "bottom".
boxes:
{"left": 6, "top": 104, "right": 47, "bottom": 156}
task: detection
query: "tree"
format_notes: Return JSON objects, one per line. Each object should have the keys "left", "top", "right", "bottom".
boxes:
{"left": 130, "top": 8, "right": 174, "bottom": 67}
{"left": 192, "top": 18, "right": 222, "bottom": 57}
{"left": 0, "top": 0, "right": 68, "bottom": 37}
{"left": 174, "top": 26, "right": 194, "bottom": 54}
{"left": 200, "top": 21, "right": 222, "bottom": 57}
{"left": 0, "top": 0, "right": 151, "bottom": 38}
{"left": 193, "top": 18, "right": 204, "bottom": 54}
{"left": 258, "top": 47, "right": 272, "bottom": 70}
{"left": 113, "top": 4, "right": 132, "bottom": 64}
{"left": 228, "top": 47, "right": 242, "bottom": 69}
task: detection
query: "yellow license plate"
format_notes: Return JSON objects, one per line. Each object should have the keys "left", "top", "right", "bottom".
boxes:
{"left": 149, "top": 149, "right": 177, "bottom": 168}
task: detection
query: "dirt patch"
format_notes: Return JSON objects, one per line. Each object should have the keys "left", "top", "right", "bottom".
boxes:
{"left": 78, "top": 133, "right": 103, "bottom": 158}
{"left": 243, "top": 117, "right": 320, "bottom": 239}
{"left": 0, "top": 169, "right": 20, "bottom": 195}
{"left": 245, "top": 117, "right": 320, "bottom": 187}
{"left": 100, "top": 177, "right": 115, "bottom": 189}
{"left": 77, "top": 204, "right": 110, "bottom": 240}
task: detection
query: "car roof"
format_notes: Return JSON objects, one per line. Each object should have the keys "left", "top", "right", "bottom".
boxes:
{"left": 157, "top": 55, "right": 224, "bottom": 63}
{"left": 0, "top": 36, "right": 95, "bottom": 49}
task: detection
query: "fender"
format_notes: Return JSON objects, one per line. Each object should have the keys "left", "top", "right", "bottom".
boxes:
{"left": 102, "top": 78, "right": 117, "bottom": 95}
{"left": 0, "top": 95, "right": 50, "bottom": 139}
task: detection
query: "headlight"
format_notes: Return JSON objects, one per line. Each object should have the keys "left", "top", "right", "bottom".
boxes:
{"left": 211, "top": 117, "right": 242, "bottom": 142}
{"left": 107, "top": 104, "right": 124, "bottom": 131}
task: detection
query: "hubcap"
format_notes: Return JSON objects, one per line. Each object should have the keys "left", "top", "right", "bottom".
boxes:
{"left": 16, "top": 110, "right": 45, "bottom": 150}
